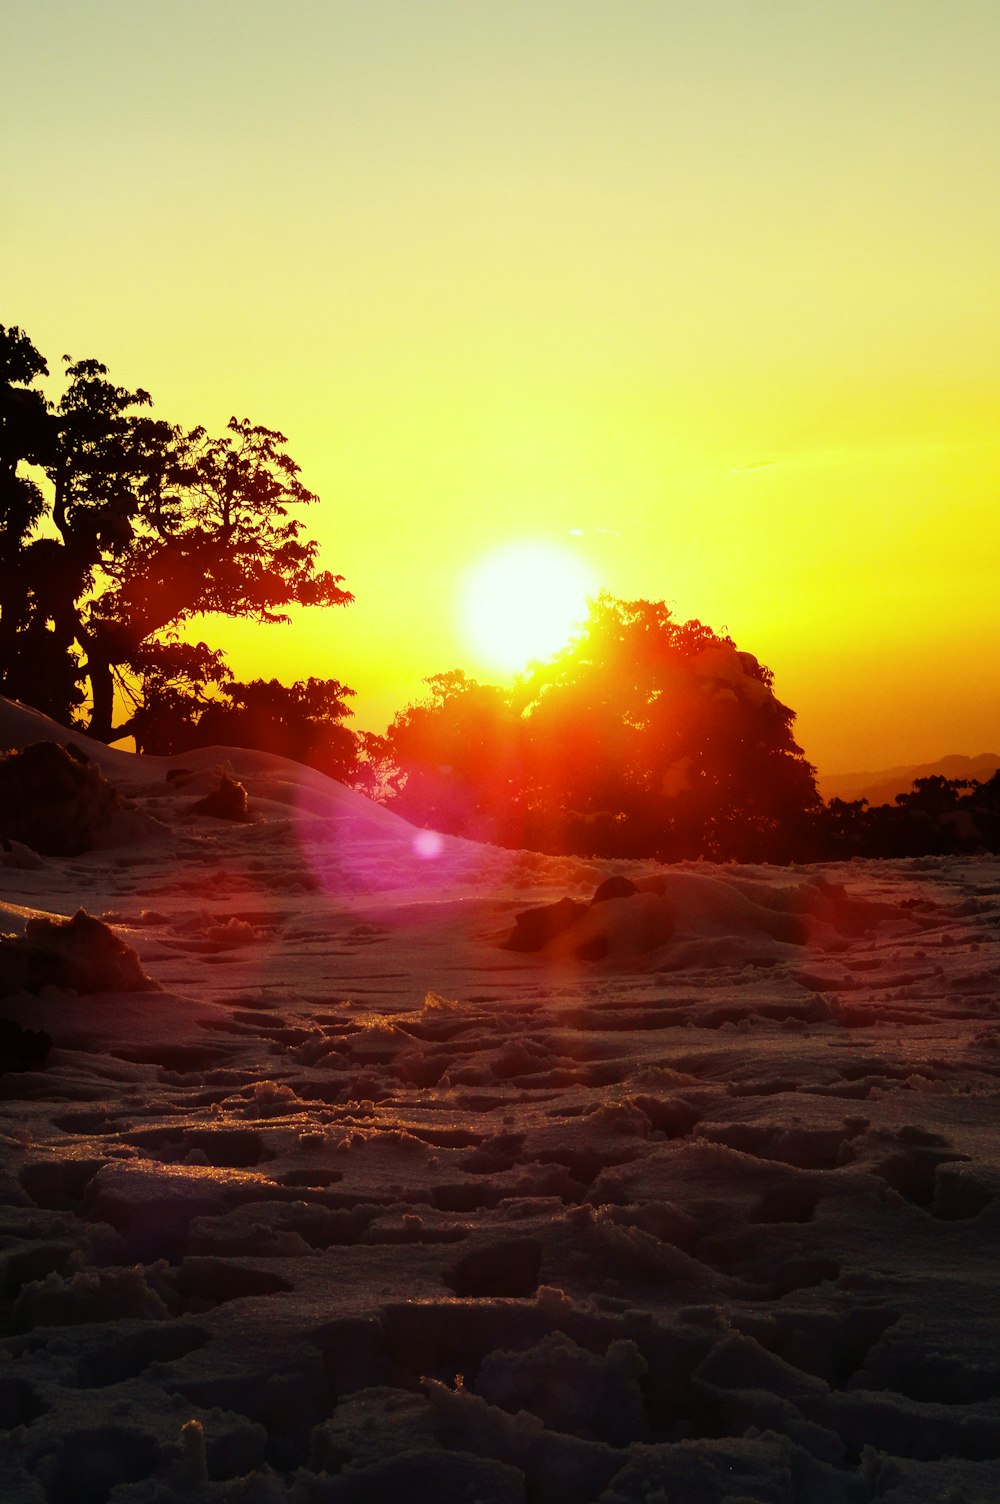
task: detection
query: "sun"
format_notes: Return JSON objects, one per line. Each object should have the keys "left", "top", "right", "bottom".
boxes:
{"left": 459, "top": 539, "right": 598, "bottom": 675}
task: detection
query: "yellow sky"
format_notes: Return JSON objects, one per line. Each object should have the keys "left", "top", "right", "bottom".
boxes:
{"left": 5, "top": 0, "right": 999, "bottom": 772}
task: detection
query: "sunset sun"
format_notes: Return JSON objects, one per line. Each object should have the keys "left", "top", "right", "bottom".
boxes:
{"left": 459, "top": 539, "right": 598, "bottom": 675}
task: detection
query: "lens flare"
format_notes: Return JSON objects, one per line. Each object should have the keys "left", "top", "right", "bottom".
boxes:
{"left": 412, "top": 829, "right": 444, "bottom": 860}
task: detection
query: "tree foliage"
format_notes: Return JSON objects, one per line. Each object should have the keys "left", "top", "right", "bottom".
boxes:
{"left": 133, "top": 674, "right": 357, "bottom": 781}
{"left": 371, "top": 594, "right": 821, "bottom": 861}
{"left": 810, "top": 772, "right": 1000, "bottom": 859}
{"left": 0, "top": 324, "right": 352, "bottom": 746}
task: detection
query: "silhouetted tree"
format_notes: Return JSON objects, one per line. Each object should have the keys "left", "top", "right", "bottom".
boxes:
{"left": 0, "top": 326, "right": 68, "bottom": 718}
{"left": 516, "top": 596, "right": 819, "bottom": 859}
{"left": 804, "top": 770, "right": 1000, "bottom": 861}
{"left": 175, "top": 676, "right": 357, "bottom": 781}
{"left": 372, "top": 671, "right": 523, "bottom": 843}
{"left": 967, "top": 771, "right": 1000, "bottom": 851}
{"left": 0, "top": 325, "right": 353, "bottom": 744}
{"left": 370, "top": 594, "right": 821, "bottom": 860}
{"left": 811, "top": 796, "right": 871, "bottom": 858}
{"left": 894, "top": 775, "right": 973, "bottom": 814}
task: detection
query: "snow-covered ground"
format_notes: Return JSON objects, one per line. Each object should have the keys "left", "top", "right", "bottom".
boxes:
{"left": 2, "top": 698, "right": 999, "bottom": 1503}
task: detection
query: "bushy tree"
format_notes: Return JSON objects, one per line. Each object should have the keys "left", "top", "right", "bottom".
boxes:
{"left": 373, "top": 670, "right": 522, "bottom": 843}
{"left": 807, "top": 772, "right": 1000, "bottom": 860}
{"left": 146, "top": 675, "right": 358, "bottom": 781}
{"left": 0, "top": 325, "right": 352, "bottom": 744}
{"left": 370, "top": 594, "right": 821, "bottom": 861}
{"left": 517, "top": 595, "right": 818, "bottom": 858}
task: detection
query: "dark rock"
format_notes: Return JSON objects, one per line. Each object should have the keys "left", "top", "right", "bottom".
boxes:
{"left": 0, "top": 1018, "right": 52, "bottom": 1074}
{"left": 0, "top": 910, "right": 159, "bottom": 997}
{"left": 191, "top": 773, "right": 250, "bottom": 822}
{"left": 0, "top": 742, "right": 122, "bottom": 856}
{"left": 499, "top": 878, "right": 646, "bottom": 956}
{"left": 502, "top": 897, "right": 587, "bottom": 952}
{"left": 503, "top": 878, "right": 641, "bottom": 952}
{"left": 590, "top": 875, "right": 638, "bottom": 905}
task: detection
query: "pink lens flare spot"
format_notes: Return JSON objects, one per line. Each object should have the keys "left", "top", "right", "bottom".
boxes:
{"left": 413, "top": 830, "right": 445, "bottom": 860}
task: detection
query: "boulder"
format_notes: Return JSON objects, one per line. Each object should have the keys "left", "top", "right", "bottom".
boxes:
{"left": 590, "top": 875, "right": 638, "bottom": 905}
{"left": 502, "top": 896, "right": 588, "bottom": 952}
{"left": 191, "top": 772, "right": 250, "bottom": 822}
{"left": 0, "top": 741, "right": 122, "bottom": 856}
{"left": 0, "top": 910, "right": 159, "bottom": 997}
{"left": 503, "top": 877, "right": 643, "bottom": 955}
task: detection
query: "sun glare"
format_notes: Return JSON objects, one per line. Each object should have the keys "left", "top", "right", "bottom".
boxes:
{"left": 459, "top": 539, "right": 598, "bottom": 675}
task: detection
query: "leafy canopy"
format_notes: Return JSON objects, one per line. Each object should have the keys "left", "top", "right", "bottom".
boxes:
{"left": 370, "top": 593, "right": 820, "bottom": 861}
{"left": 0, "top": 324, "right": 352, "bottom": 752}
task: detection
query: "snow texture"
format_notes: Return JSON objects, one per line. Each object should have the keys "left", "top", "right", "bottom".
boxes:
{"left": 1, "top": 696, "right": 1000, "bottom": 1502}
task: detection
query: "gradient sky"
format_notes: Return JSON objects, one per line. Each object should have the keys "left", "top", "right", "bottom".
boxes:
{"left": 5, "top": 0, "right": 999, "bottom": 773}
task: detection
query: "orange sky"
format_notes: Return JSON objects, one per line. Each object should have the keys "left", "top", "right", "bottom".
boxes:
{"left": 6, "top": 1, "right": 1000, "bottom": 773}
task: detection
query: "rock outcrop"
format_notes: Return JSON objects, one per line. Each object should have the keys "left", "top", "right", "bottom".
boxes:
{"left": 0, "top": 741, "right": 123, "bottom": 856}
{"left": 0, "top": 911, "right": 159, "bottom": 997}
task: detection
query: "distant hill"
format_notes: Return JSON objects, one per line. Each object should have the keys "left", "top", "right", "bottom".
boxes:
{"left": 817, "top": 753, "right": 1000, "bottom": 808}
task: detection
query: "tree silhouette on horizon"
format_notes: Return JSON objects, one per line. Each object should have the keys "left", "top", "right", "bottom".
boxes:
{"left": 0, "top": 323, "right": 353, "bottom": 750}
{"left": 370, "top": 594, "right": 822, "bottom": 862}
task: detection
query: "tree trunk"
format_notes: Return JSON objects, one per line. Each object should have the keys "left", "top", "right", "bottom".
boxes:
{"left": 85, "top": 647, "right": 116, "bottom": 742}
{"left": 81, "top": 617, "right": 140, "bottom": 743}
